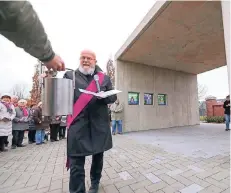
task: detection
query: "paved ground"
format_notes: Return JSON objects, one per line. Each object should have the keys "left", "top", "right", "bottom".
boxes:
{"left": 0, "top": 123, "right": 230, "bottom": 193}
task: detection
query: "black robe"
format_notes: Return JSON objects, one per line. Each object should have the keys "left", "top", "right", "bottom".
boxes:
{"left": 64, "top": 66, "right": 117, "bottom": 157}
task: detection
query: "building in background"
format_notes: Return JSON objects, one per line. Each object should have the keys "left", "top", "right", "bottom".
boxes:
{"left": 114, "top": 1, "right": 230, "bottom": 132}
{"left": 205, "top": 96, "right": 226, "bottom": 117}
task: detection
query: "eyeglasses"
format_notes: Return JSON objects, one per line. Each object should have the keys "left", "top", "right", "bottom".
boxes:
{"left": 80, "top": 56, "right": 95, "bottom": 61}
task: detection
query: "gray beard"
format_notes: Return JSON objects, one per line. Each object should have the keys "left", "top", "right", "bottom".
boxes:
{"left": 78, "top": 65, "right": 95, "bottom": 75}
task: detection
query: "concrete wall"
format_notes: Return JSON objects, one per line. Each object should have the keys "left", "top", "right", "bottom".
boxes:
{"left": 115, "top": 60, "right": 199, "bottom": 132}
{"left": 221, "top": 1, "right": 230, "bottom": 96}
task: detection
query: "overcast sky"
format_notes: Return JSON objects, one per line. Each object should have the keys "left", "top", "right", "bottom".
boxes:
{"left": 0, "top": 0, "right": 229, "bottom": 100}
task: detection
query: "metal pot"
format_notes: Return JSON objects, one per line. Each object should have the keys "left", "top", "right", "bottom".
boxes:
{"left": 42, "top": 68, "right": 75, "bottom": 116}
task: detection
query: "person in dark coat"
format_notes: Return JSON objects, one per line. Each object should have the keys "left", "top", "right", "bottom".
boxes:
{"left": 49, "top": 116, "right": 61, "bottom": 142}
{"left": 223, "top": 95, "right": 230, "bottom": 131}
{"left": 28, "top": 104, "right": 37, "bottom": 143}
{"left": 59, "top": 116, "right": 67, "bottom": 139}
{"left": 0, "top": 1, "right": 65, "bottom": 71}
{"left": 33, "top": 102, "right": 50, "bottom": 145}
{"left": 64, "top": 50, "right": 117, "bottom": 193}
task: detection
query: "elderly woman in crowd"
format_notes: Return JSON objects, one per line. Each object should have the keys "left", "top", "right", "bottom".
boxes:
{"left": 0, "top": 93, "right": 16, "bottom": 152}
{"left": 11, "top": 95, "right": 19, "bottom": 107}
{"left": 3, "top": 95, "right": 19, "bottom": 147}
{"left": 12, "top": 99, "right": 29, "bottom": 149}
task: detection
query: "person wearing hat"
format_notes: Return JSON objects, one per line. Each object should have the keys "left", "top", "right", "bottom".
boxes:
{"left": 0, "top": 94, "right": 16, "bottom": 152}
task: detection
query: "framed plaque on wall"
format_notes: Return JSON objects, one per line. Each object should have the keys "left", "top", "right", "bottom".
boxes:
{"left": 144, "top": 93, "right": 153, "bottom": 105}
{"left": 128, "top": 92, "right": 139, "bottom": 105}
{"left": 157, "top": 94, "right": 167, "bottom": 105}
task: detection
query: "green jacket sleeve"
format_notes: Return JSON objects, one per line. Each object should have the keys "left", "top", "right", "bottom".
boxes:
{"left": 0, "top": 1, "right": 55, "bottom": 62}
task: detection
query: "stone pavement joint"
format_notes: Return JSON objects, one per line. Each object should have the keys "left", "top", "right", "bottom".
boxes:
{"left": 0, "top": 124, "right": 230, "bottom": 193}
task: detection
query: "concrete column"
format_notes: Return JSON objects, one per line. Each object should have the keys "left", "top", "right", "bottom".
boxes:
{"left": 221, "top": 1, "right": 231, "bottom": 96}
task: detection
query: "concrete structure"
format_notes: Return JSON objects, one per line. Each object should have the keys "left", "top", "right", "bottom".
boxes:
{"left": 115, "top": 1, "right": 230, "bottom": 132}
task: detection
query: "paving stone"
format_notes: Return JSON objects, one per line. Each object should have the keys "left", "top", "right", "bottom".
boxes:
{"left": 179, "top": 184, "right": 204, "bottom": 193}
{"left": 103, "top": 184, "right": 119, "bottom": 193}
{"left": 187, "top": 165, "right": 205, "bottom": 173}
{"left": 115, "top": 179, "right": 137, "bottom": 189}
{"left": 118, "top": 171, "right": 133, "bottom": 181}
{"left": 7, "top": 185, "right": 37, "bottom": 193}
{"left": 221, "top": 188, "right": 230, "bottom": 193}
{"left": 158, "top": 173, "right": 177, "bottom": 185}
{"left": 146, "top": 181, "right": 168, "bottom": 192}
{"left": 167, "top": 169, "right": 184, "bottom": 177}
{"left": 119, "top": 186, "right": 134, "bottom": 193}
{"left": 49, "top": 179, "right": 63, "bottom": 191}
{"left": 172, "top": 175, "right": 193, "bottom": 186}
{"left": 134, "top": 188, "right": 149, "bottom": 193}
{"left": 188, "top": 176, "right": 211, "bottom": 188}
{"left": 0, "top": 125, "right": 229, "bottom": 193}
{"left": 211, "top": 171, "right": 230, "bottom": 181}
{"left": 198, "top": 185, "right": 223, "bottom": 193}
{"left": 26, "top": 175, "right": 41, "bottom": 187}
{"left": 130, "top": 179, "right": 152, "bottom": 190}
{"left": 204, "top": 177, "right": 229, "bottom": 190}
{"left": 170, "top": 182, "right": 186, "bottom": 191}
{"left": 145, "top": 173, "right": 161, "bottom": 184}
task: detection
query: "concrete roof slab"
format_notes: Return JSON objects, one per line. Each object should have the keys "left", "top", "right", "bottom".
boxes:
{"left": 115, "top": 1, "right": 226, "bottom": 74}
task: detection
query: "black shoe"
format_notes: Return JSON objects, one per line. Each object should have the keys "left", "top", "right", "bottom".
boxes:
{"left": 17, "top": 144, "right": 26, "bottom": 147}
{"left": 0, "top": 148, "right": 8, "bottom": 152}
{"left": 11, "top": 145, "right": 17, "bottom": 149}
{"left": 28, "top": 141, "right": 33, "bottom": 144}
{"left": 88, "top": 184, "right": 99, "bottom": 193}
{"left": 225, "top": 129, "right": 230, "bottom": 131}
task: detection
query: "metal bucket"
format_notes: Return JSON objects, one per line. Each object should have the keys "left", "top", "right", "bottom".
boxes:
{"left": 42, "top": 69, "right": 74, "bottom": 116}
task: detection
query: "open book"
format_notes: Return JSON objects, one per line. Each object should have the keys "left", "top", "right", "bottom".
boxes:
{"left": 79, "top": 89, "right": 122, "bottom": 98}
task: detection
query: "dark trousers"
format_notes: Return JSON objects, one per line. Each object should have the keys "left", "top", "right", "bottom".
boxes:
{"left": 28, "top": 130, "right": 36, "bottom": 142}
{"left": 69, "top": 152, "right": 104, "bottom": 193}
{"left": 50, "top": 124, "right": 59, "bottom": 140}
{"left": 0, "top": 136, "right": 7, "bottom": 151}
{"left": 12, "top": 130, "right": 25, "bottom": 146}
{"left": 59, "top": 126, "right": 66, "bottom": 138}
{"left": 4, "top": 136, "right": 9, "bottom": 146}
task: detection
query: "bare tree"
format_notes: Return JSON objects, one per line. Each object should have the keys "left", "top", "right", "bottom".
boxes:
{"left": 198, "top": 84, "right": 208, "bottom": 101}
{"left": 10, "top": 84, "right": 28, "bottom": 99}
{"left": 106, "top": 58, "right": 115, "bottom": 89}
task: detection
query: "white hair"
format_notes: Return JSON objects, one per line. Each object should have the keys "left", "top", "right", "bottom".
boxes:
{"left": 18, "top": 99, "right": 27, "bottom": 104}
{"left": 12, "top": 95, "right": 19, "bottom": 99}
{"left": 1, "top": 93, "right": 11, "bottom": 99}
{"left": 38, "top": 102, "right": 42, "bottom": 106}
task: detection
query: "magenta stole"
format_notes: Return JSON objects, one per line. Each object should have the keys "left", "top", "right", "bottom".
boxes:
{"left": 66, "top": 72, "right": 105, "bottom": 170}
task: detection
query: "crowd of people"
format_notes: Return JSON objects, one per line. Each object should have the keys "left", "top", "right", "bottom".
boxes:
{"left": 0, "top": 94, "right": 68, "bottom": 152}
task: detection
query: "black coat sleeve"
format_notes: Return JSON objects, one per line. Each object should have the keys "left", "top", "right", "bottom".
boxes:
{"left": 0, "top": 1, "right": 55, "bottom": 62}
{"left": 223, "top": 101, "right": 227, "bottom": 109}
{"left": 33, "top": 108, "right": 41, "bottom": 124}
{"left": 100, "top": 76, "right": 117, "bottom": 105}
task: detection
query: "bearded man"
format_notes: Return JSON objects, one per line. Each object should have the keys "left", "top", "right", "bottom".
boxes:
{"left": 64, "top": 50, "right": 117, "bottom": 193}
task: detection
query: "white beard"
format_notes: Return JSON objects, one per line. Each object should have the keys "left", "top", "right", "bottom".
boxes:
{"left": 78, "top": 65, "right": 95, "bottom": 75}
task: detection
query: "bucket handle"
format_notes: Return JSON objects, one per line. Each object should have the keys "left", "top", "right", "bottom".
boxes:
{"left": 65, "top": 68, "right": 75, "bottom": 89}
{"left": 43, "top": 68, "right": 75, "bottom": 89}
